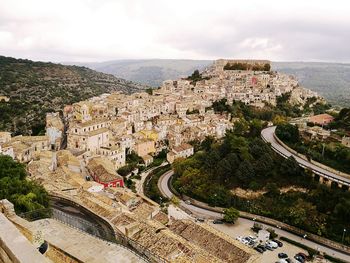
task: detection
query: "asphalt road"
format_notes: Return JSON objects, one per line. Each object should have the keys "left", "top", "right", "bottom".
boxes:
{"left": 261, "top": 126, "right": 350, "bottom": 186}
{"left": 158, "top": 170, "right": 350, "bottom": 262}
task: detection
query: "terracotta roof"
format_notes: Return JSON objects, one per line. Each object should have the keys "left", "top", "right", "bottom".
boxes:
{"left": 308, "top": 114, "right": 334, "bottom": 125}
{"left": 87, "top": 158, "right": 122, "bottom": 183}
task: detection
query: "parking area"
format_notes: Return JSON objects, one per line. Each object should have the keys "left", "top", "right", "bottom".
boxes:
{"left": 210, "top": 219, "right": 310, "bottom": 263}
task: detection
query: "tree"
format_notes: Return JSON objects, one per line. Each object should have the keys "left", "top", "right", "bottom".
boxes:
{"left": 334, "top": 198, "right": 350, "bottom": 222}
{"left": 216, "top": 153, "right": 240, "bottom": 183}
{"left": 212, "top": 98, "right": 229, "bottom": 113}
{"left": 275, "top": 123, "right": 300, "bottom": 144}
{"left": 248, "top": 119, "right": 264, "bottom": 137}
{"left": 0, "top": 155, "right": 49, "bottom": 213}
{"left": 266, "top": 228, "right": 278, "bottom": 239}
{"left": 201, "top": 136, "right": 215, "bottom": 152}
{"left": 272, "top": 115, "right": 287, "bottom": 125}
{"left": 145, "top": 88, "right": 153, "bottom": 95}
{"left": 233, "top": 119, "right": 250, "bottom": 136}
{"left": 236, "top": 160, "right": 254, "bottom": 185}
{"left": 263, "top": 63, "right": 271, "bottom": 71}
{"left": 265, "top": 183, "right": 280, "bottom": 196}
{"left": 287, "top": 199, "right": 326, "bottom": 235}
{"left": 280, "top": 156, "right": 303, "bottom": 177}
{"left": 0, "top": 155, "right": 26, "bottom": 180}
{"left": 171, "top": 196, "right": 180, "bottom": 206}
{"left": 223, "top": 207, "right": 240, "bottom": 223}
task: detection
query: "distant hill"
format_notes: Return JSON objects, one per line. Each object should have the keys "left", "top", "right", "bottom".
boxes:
{"left": 273, "top": 62, "right": 350, "bottom": 107}
{"left": 70, "top": 59, "right": 212, "bottom": 87}
{"left": 71, "top": 59, "right": 350, "bottom": 107}
{"left": 0, "top": 56, "right": 145, "bottom": 135}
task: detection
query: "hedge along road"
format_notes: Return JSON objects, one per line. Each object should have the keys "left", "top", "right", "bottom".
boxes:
{"left": 261, "top": 126, "right": 350, "bottom": 187}
{"left": 158, "top": 170, "right": 350, "bottom": 262}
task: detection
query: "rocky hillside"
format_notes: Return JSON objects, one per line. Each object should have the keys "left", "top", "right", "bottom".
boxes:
{"left": 273, "top": 62, "right": 350, "bottom": 107}
{"left": 0, "top": 56, "right": 145, "bottom": 135}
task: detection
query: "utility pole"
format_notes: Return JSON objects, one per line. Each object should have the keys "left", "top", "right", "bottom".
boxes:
{"left": 322, "top": 143, "right": 325, "bottom": 158}
{"left": 342, "top": 229, "right": 346, "bottom": 243}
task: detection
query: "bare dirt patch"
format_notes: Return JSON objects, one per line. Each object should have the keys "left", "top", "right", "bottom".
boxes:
{"left": 231, "top": 186, "right": 308, "bottom": 199}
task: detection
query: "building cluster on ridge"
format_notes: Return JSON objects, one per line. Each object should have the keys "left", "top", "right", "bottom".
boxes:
{"left": 0, "top": 60, "right": 322, "bottom": 185}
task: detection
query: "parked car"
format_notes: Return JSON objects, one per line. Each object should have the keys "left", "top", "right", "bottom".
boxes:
{"left": 195, "top": 217, "right": 205, "bottom": 222}
{"left": 257, "top": 245, "right": 266, "bottom": 251}
{"left": 265, "top": 244, "right": 274, "bottom": 251}
{"left": 267, "top": 240, "right": 278, "bottom": 248}
{"left": 254, "top": 247, "right": 264, "bottom": 253}
{"left": 248, "top": 241, "right": 256, "bottom": 247}
{"left": 294, "top": 255, "right": 305, "bottom": 263}
{"left": 296, "top": 253, "right": 307, "bottom": 260}
{"left": 272, "top": 239, "right": 283, "bottom": 247}
{"left": 241, "top": 238, "right": 250, "bottom": 245}
{"left": 278, "top": 253, "right": 288, "bottom": 259}
{"left": 213, "top": 219, "right": 223, "bottom": 224}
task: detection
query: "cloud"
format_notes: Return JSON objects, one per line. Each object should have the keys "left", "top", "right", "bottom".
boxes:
{"left": 0, "top": 0, "right": 350, "bottom": 62}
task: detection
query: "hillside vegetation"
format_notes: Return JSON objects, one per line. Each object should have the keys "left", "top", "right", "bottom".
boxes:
{"left": 173, "top": 120, "right": 350, "bottom": 246}
{"left": 0, "top": 155, "right": 49, "bottom": 214}
{"left": 0, "top": 56, "right": 145, "bottom": 135}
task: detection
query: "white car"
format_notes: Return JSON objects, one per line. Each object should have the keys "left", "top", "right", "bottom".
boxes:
{"left": 267, "top": 240, "right": 278, "bottom": 249}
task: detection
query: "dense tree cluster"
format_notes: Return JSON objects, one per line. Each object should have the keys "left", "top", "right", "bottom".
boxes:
{"left": 144, "top": 165, "right": 171, "bottom": 204}
{"left": 276, "top": 123, "right": 350, "bottom": 174}
{"left": 117, "top": 151, "right": 143, "bottom": 176}
{"left": 275, "top": 123, "right": 300, "bottom": 144}
{"left": 212, "top": 98, "right": 304, "bottom": 125}
{"left": 223, "top": 62, "right": 270, "bottom": 71}
{"left": 172, "top": 121, "right": 350, "bottom": 245}
{"left": 223, "top": 207, "right": 239, "bottom": 223}
{"left": 0, "top": 155, "right": 49, "bottom": 213}
{"left": 186, "top": 69, "right": 210, "bottom": 85}
{"left": 328, "top": 108, "right": 350, "bottom": 132}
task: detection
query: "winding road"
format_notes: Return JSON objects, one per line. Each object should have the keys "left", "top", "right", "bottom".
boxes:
{"left": 158, "top": 170, "right": 350, "bottom": 261}
{"left": 261, "top": 126, "right": 350, "bottom": 187}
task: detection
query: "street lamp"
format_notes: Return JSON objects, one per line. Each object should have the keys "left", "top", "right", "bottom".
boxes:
{"left": 342, "top": 229, "right": 346, "bottom": 243}
{"left": 213, "top": 193, "right": 217, "bottom": 207}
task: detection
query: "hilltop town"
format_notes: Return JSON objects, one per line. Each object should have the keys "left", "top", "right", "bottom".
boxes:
{"left": 0, "top": 60, "right": 323, "bottom": 172}
{"left": 0, "top": 60, "right": 326, "bottom": 263}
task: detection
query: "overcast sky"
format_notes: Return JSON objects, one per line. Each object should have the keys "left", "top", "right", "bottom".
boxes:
{"left": 0, "top": 0, "right": 350, "bottom": 62}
